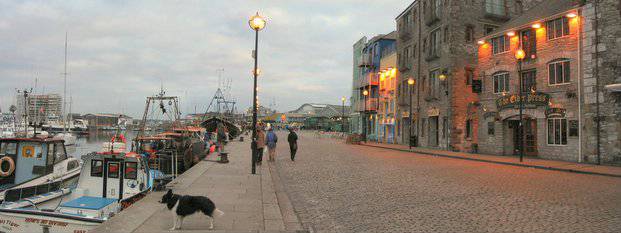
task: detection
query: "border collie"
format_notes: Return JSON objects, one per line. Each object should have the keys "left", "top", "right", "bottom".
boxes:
{"left": 160, "top": 189, "right": 224, "bottom": 230}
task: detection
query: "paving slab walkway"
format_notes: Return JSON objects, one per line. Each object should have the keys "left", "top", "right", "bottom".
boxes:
{"left": 93, "top": 139, "right": 307, "bottom": 233}
{"left": 358, "top": 141, "right": 621, "bottom": 178}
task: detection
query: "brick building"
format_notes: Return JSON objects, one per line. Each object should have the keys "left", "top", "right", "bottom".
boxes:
{"left": 475, "top": 0, "right": 621, "bottom": 163}
{"left": 395, "top": 0, "right": 543, "bottom": 151}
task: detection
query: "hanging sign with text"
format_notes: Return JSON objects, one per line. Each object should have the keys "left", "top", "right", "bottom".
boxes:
{"left": 496, "top": 92, "right": 550, "bottom": 110}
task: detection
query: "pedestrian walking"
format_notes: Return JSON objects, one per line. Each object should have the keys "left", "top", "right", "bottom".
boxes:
{"left": 266, "top": 127, "right": 278, "bottom": 162}
{"left": 287, "top": 128, "right": 298, "bottom": 161}
{"left": 256, "top": 127, "right": 266, "bottom": 164}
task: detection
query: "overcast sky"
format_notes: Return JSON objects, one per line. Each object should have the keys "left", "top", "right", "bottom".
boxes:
{"left": 0, "top": 0, "right": 406, "bottom": 118}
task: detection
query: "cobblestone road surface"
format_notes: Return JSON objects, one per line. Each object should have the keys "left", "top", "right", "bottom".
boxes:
{"left": 271, "top": 131, "right": 621, "bottom": 233}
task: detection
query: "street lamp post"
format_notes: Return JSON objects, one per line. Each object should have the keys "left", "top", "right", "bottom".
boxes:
{"left": 249, "top": 12, "right": 266, "bottom": 174}
{"left": 438, "top": 72, "right": 449, "bottom": 150}
{"left": 407, "top": 78, "right": 415, "bottom": 149}
{"left": 362, "top": 90, "right": 369, "bottom": 142}
{"left": 516, "top": 49, "right": 526, "bottom": 162}
{"left": 341, "top": 97, "right": 346, "bottom": 135}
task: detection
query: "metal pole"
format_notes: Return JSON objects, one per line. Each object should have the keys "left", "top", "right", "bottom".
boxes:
{"left": 518, "top": 60, "right": 524, "bottom": 162}
{"left": 342, "top": 99, "right": 345, "bottom": 134}
{"left": 363, "top": 92, "right": 367, "bottom": 142}
{"left": 409, "top": 85, "right": 412, "bottom": 149}
{"left": 251, "top": 29, "right": 259, "bottom": 174}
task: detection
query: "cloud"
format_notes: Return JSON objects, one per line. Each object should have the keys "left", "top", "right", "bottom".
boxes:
{"left": 0, "top": 0, "right": 404, "bottom": 117}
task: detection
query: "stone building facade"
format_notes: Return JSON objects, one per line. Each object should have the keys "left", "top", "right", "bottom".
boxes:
{"left": 395, "top": 0, "right": 542, "bottom": 151}
{"left": 475, "top": 0, "right": 621, "bottom": 163}
{"left": 580, "top": 0, "right": 621, "bottom": 164}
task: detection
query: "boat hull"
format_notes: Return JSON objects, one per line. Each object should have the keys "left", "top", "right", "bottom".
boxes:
{"left": 0, "top": 209, "right": 102, "bottom": 233}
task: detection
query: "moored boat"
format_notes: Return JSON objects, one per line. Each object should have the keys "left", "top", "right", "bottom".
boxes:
{"left": 0, "top": 138, "right": 81, "bottom": 204}
{"left": 0, "top": 151, "right": 158, "bottom": 233}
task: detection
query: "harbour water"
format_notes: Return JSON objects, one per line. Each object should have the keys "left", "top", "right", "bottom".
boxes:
{"left": 66, "top": 131, "right": 135, "bottom": 159}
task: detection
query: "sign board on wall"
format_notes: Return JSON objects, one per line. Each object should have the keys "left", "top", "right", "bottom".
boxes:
{"left": 496, "top": 92, "right": 550, "bottom": 110}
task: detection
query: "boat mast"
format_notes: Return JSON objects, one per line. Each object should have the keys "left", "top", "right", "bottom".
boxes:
{"left": 62, "top": 32, "right": 68, "bottom": 133}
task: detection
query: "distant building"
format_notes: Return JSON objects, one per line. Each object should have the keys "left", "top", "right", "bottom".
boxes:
{"left": 287, "top": 103, "right": 350, "bottom": 130}
{"left": 16, "top": 94, "right": 62, "bottom": 123}
{"left": 83, "top": 113, "right": 132, "bottom": 129}
{"left": 354, "top": 32, "right": 396, "bottom": 140}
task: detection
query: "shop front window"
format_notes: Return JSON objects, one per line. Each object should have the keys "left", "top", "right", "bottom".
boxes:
{"left": 547, "top": 118, "right": 568, "bottom": 145}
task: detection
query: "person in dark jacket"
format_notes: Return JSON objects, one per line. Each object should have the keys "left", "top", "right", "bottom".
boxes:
{"left": 287, "top": 128, "right": 298, "bottom": 161}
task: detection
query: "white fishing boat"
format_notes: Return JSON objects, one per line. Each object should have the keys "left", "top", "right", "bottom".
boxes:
{"left": 53, "top": 133, "right": 76, "bottom": 147}
{"left": 0, "top": 151, "right": 158, "bottom": 233}
{"left": 0, "top": 137, "right": 81, "bottom": 204}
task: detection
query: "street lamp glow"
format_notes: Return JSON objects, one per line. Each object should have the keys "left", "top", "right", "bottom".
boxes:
{"left": 506, "top": 31, "right": 515, "bottom": 37}
{"left": 566, "top": 12, "right": 577, "bottom": 18}
{"left": 363, "top": 90, "right": 369, "bottom": 96}
{"left": 249, "top": 13, "right": 266, "bottom": 31}
{"left": 438, "top": 73, "right": 447, "bottom": 81}
{"left": 531, "top": 23, "right": 542, "bottom": 29}
{"left": 515, "top": 49, "right": 526, "bottom": 60}
{"left": 477, "top": 40, "right": 486, "bottom": 45}
{"left": 390, "top": 68, "right": 397, "bottom": 77}
{"left": 341, "top": 97, "right": 346, "bottom": 102}
{"left": 407, "top": 78, "right": 415, "bottom": 85}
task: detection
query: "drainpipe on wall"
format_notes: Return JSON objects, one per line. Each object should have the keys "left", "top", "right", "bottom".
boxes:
{"left": 593, "top": 0, "right": 602, "bottom": 165}
{"left": 415, "top": 1, "right": 423, "bottom": 144}
{"left": 577, "top": 7, "right": 583, "bottom": 163}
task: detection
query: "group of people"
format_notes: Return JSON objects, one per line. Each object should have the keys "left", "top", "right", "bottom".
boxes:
{"left": 254, "top": 124, "right": 298, "bottom": 164}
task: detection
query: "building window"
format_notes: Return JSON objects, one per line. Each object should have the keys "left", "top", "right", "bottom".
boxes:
{"left": 443, "top": 26, "right": 449, "bottom": 43}
{"left": 429, "top": 69, "right": 441, "bottom": 97}
{"left": 484, "top": 25, "right": 497, "bottom": 35}
{"left": 520, "top": 29, "right": 537, "bottom": 60}
{"left": 485, "top": 0, "right": 506, "bottom": 16}
{"left": 421, "top": 119, "right": 426, "bottom": 137}
{"left": 492, "top": 72, "right": 509, "bottom": 93}
{"left": 547, "top": 118, "right": 568, "bottom": 145}
{"left": 491, "top": 35, "right": 510, "bottom": 54}
{"left": 487, "top": 122, "right": 495, "bottom": 135}
{"left": 465, "top": 68, "right": 474, "bottom": 85}
{"left": 569, "top": 120, "right": 579, "bottom": 136}
{"left": 547, "top": 17, "right": 569, "bottom": 40}
{"left": 465, "top": 119, "right": 473, "bottom": 139}
{"left": 465, "top": 25, "right": 474, "bottom": 42}
{"left": 521, "top": 70, "right": 536, "bottom": 92}
{"left": 442, "top": 117, "right": 447, "bottom": 138}
{"left": 428, "top": 29, "right": 440, "bottom": 58}
{"left": 548, "top": 59, "right": 571, "bottom": 85}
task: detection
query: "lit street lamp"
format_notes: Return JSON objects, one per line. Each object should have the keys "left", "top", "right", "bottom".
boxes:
{"left": 362, "top": 89, "right": 369, "bottom": 142}
{"left": 515, "top": 48, "right": 526, "bottom": 162}
{"left": 407, "top": 78, "right": 415, "bottom": 149}
{"left": 249, "top": 12, "right": 266, "bottom": 174}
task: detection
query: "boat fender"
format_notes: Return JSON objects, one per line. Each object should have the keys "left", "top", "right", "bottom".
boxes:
{"left": 0, "top": 156, "right": 15, "bottom": 177}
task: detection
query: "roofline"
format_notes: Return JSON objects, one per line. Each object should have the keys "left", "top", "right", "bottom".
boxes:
{"left": 396, "top": 0, "right": 418, "bottom": 20}
{"left": 477, "top": 7, "right": 580, "bottom": 42}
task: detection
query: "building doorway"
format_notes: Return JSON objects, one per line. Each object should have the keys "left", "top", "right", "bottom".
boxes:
{"left": 428, "top": 116, "right": 439, "bottom": 147}
{"left": 508, "top": 118, "right": 538, "bottom": 156}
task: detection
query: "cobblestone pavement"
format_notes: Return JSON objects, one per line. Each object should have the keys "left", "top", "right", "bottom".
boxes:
{"left": 272, "top": 131, "right": 621, "bottom": 233}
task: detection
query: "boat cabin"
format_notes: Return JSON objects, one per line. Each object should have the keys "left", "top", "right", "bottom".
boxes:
{"left": 0, "top": 138, "right": 76, "bottom": 191}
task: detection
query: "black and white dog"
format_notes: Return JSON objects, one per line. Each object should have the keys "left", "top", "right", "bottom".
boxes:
{"left": 160, "top": 189, "right": 224, "bottom": 230}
